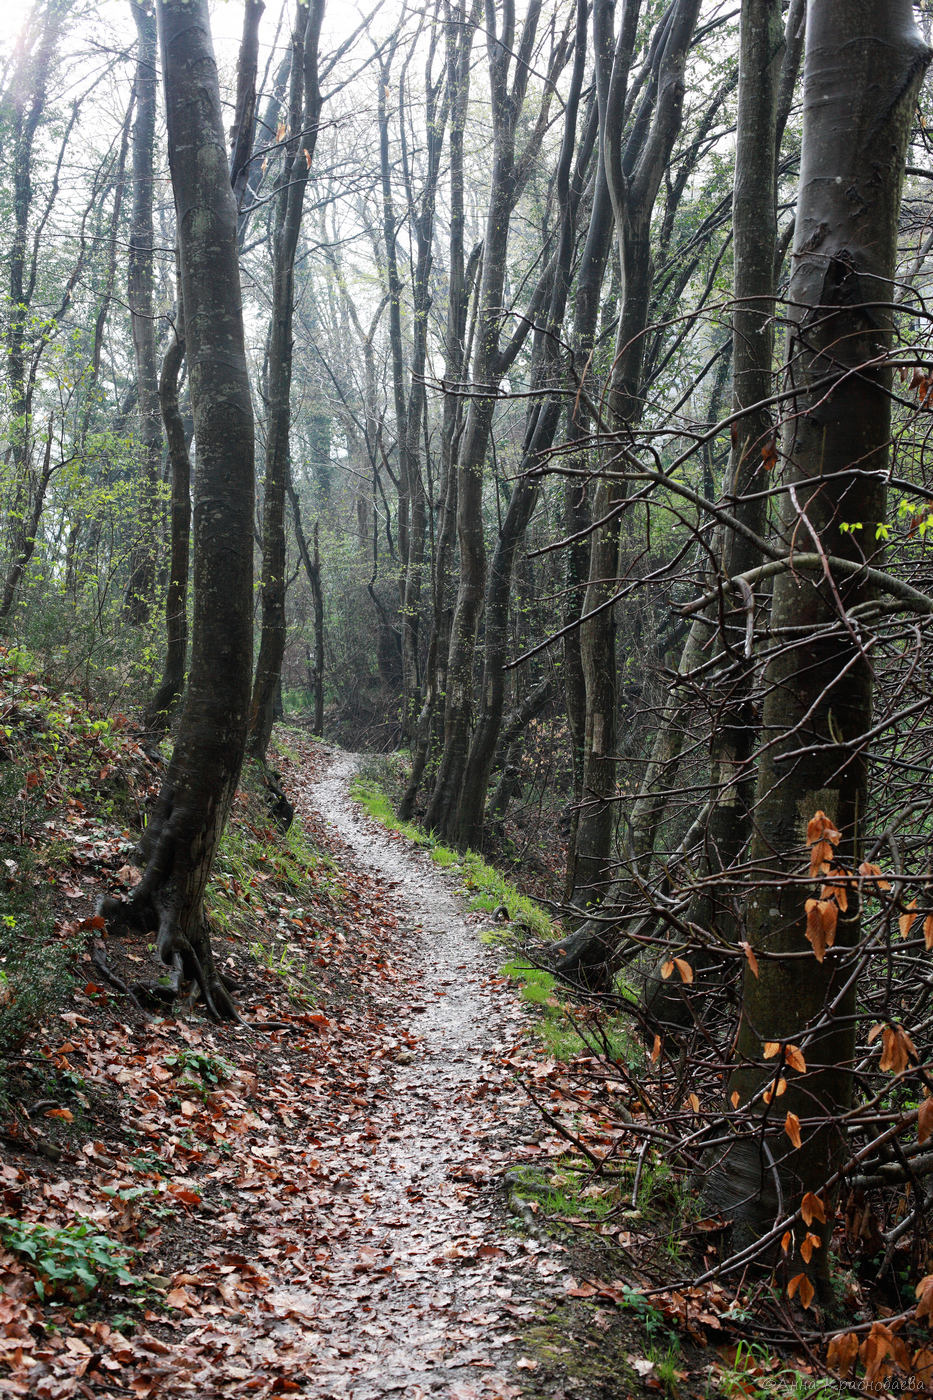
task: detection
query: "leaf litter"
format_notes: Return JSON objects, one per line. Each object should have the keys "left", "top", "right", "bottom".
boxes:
{"left": 0, "top": 736, "right": 579, "bottom": 1398}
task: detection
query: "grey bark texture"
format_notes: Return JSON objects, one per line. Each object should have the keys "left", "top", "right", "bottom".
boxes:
{"left": 704, "top": 0, "right": 930, "bottom": 1290}
{"left": 101, "top": 0, "right": 256, "bottom": 1022}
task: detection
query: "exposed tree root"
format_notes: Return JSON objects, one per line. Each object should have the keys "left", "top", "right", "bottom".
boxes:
{"left": 97, "top": 888, "right": 238, "bottom": 1023}
{"left": 255, "top": 762, "right": 295, "bottom": 830}
{"left": 549, "top": 924, "right": 615, "bottom": 994}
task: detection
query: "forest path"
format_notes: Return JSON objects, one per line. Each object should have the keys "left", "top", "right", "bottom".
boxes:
{"left": 269, "top": 740, "right": 567, "bottom": 1399}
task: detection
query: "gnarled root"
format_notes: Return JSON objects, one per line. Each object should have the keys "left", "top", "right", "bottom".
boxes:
{"left": 97, "top": 887, "right": 238, "bottom": 1023}
{"left": 549, "top": 924, "right": 615, "bottom": 994}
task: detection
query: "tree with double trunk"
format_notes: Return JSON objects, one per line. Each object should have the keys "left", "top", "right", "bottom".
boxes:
{"left": 704, "top": 0, "right": 930, "bottom": 1293}
{"left": 564, "top": 0, "right": 702, "bottom": 908}
{"left": 100, "top": 0, "right": 255, "bottom": 1022}
{"left": 248, "top": 0, "right": 325, "bottom": 765}
{"left": 453, "top": 0, "right": 593, "bottom": 853}
{"left": 424, "top": 0, "right": 568, "bottom": 841}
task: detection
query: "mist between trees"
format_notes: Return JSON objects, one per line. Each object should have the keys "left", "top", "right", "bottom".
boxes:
{"left": 4, "top": 0, "right": 933, "bottom": 1347}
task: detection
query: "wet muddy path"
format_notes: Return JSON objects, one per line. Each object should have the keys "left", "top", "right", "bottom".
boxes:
{"left": 268, "top": 745, "right": 567, "bottom": 1399}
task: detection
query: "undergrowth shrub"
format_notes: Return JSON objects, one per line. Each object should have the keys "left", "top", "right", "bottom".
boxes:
{"left": 0, "top": 800, "right": 76, "bottom": 1097}
{"left": 0, "top": 1215, "right": 135, "bottom": 1301}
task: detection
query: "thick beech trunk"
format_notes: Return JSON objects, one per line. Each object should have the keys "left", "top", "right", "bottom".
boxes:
{"left": 100, "top": 0, "right": 256, "bottom": 1022}
{"left": 641, "top": 0, "right": 790, "bottom": 1030}
{"left": 704, "top": 0, "right": 929, "bottom": 1288}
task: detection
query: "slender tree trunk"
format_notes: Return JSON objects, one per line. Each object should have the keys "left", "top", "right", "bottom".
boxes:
{"left": 705, "top": 0, "right": 930, "bottom": 1290}
{"left": 145, "top": 300, "right": 190, "bottom": 736}
{"left": 455, "top": 0, "right": 591, "bottom": 852}
{"left": 641, "top": 0, "right": 791, "bottom": 1030}
{"left": 570, "top": 0, "right": 701, "bottom": 905}
{"left": 1, "top": 0, "right": 66, "bottom": 615}
{"left": 287, "top": 482, "right": 325, "bottom": 737}
{"left": 123, "top": 0, "right": 162, "bottom": 626}
{"left": 0, "top": 419, "right": 57, "bottom": 618}
{"left": 248, "top": 0, "right": 324, "bottom": 762}
{"left": 399, "top": 0, "right": 479, "bottom": 820}
{"left": 100, "top": 0, "right": 256, "bottom": 1023}
{"left": 425, "top": 0, "right": 547, "bottom": 839}
{"left": 230, "top": 0, "right": 264, "bottom": 211}
{"left": 561, "top": 164, "right": 614, "bottom": 901}
{"left": 376, "top": 26, "right": 447, "bottom": 741}
{"left": 485, "top": 677, "right": 554, "bottom": 830}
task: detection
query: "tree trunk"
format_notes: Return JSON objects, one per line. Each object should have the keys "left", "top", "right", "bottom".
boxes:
{"left": 0, "top": 420, "right": 57, "bottom": 618}
{"left": 145, "top": 301, "right": 190, "bottom": 736}
{"left": 570, "top": 0, "right": 701, "bottom": 906}
{"left": 123, "top": 0, "right": 162, "bottom": 626}
{"left": 288, "top": 482, "right": 325, "bottom": 737}
{"left": 100, "top": 0, "right": 256, "bottom": 1022}
{"left": 1, "top": 0, "right": 66, "bottom": 615}
{"left": 561, "top": 162, "right": 614, "bottom": 902}
{"left": 455, "top": 0, "right": 591, "bottom": 852}
{"left": 399, "top": 1, "right": 478, "bottom": 821}
{"left": 248, "top": 0, "right": 325, "bottom": 762}
{"left": 704, "top": 0, "right": 930, "bottom": 1290}
{"left": 230, "top": 0, "right": 264, "bottom": 212}
{"left": 641, "top": 0, "right": 791, "bottom": 1032}
{"left": 425, "top": 0, "right": 548, "bottom": 840}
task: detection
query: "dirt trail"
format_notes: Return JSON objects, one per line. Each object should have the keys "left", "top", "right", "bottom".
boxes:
{"left": 267, "top": 746, "right": 567, "bottom": 1399}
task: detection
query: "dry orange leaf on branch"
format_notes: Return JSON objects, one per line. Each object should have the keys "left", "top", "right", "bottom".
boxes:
{"left": 820, "top": 871, "right": 848, "bottom": 911}
{"left": 899, "top": 898, "right": 918, "bottom": 938}
{"left": 800, "top": 1231, "right": 822, "bottom": 1264}
{"left": 916, "top": 1274, "right": 933, "bottom": 1323}
{"left": 860, "top": 1322, "right": 911, "bottom": 1386}
{"left": 827, "top": 1330, "right": 859, "bottom": 1378}
{"left": 807, "top": 809, "right": 841, "bottom": 878}
{"left": 784, "top": 1111, "right": 802, "bottom": 1148}
{"left": 787, "top": 1272, "right": 815, "bottom": 1309}
{"left": 660, "top": 957, "right": 693, "bottom": 984}
{"left": 801, "top": 1191, "right": 826, "bottom": 1226}
{"left": 868, "top": 1022, "right": 917, "bottom": 1075}
{"left": 918, "top": 1097, "right": 933, "bottom": 1147}
{"left": 858, "top": 860, "right": 891, "bottom": 891}
{"left": 763, "top": 1041, "right": 806, "bottom": 1072}
{"left": 805, "top": 897, "right": 837, "bottom": 962}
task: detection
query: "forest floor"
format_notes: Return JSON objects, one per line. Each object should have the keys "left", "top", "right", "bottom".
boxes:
{"left": 0, "top": 681, "right": 829, "bottom": 1399}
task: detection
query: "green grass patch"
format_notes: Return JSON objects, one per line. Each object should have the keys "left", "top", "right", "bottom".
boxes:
{"left": 206, "top": 772, "right": 343, "bottom": 1006}
{"left": 350, "top": 776, "right": 553, "bottom": 932}
{"left": 509, "top": 1158, "right": 622, "bottom": 1225}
